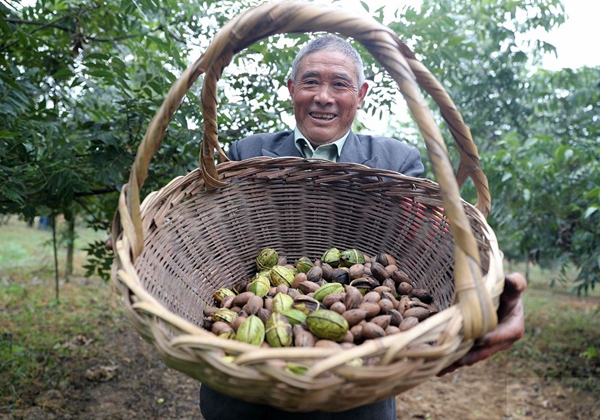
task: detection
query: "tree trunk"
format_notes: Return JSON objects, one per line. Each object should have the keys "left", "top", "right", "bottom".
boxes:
{"left": 66, "top": 216, "right": 75, "bottom": 280}
{"left": 52, "top": 215, "right": 60, "bottom": 304}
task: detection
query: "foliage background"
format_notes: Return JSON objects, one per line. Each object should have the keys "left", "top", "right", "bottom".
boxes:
{"left": 1, "top": 0, "right": 598, "bottom": 292}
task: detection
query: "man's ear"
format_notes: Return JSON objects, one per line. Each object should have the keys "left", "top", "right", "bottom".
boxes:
{"left": 356, "top": 82, "right": 369, "bottom": 108}
{"left": 287, "top": 78, "right": 294, "bottom": 97}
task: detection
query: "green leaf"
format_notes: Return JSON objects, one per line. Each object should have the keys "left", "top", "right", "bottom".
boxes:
{"left": 360, "top": 1, "right": 369, "bottom": 12}
{"left": 583, "top": 207, "right": 598, "bottom": 219}
{"left": 87, "top": 70, "right": 115, "bottom": 79}
{"left": 53, "top": 68, "right": 74, "bottom": 80}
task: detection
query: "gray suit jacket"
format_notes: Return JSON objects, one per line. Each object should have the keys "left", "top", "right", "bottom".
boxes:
{"left": 227, "top": 130, "right": 424, "bottom": 177}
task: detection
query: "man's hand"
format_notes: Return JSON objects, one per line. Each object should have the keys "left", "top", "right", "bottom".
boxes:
{"left": 438, "top": 272, "right": 527, "bottom": 376}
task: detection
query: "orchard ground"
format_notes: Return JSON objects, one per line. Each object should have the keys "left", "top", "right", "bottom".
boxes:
{"left": 1, "top": 218, "right": 598, "bottom": 419}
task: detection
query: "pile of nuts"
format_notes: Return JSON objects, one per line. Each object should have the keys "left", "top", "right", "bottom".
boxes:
{"left": 202, "top": 248, "right": 438, "bottom": 350}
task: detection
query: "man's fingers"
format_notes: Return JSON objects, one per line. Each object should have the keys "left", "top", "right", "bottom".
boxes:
{"left": 476, "top": 299, "right": 525, "bottom": 348}
{"left": 503, "top": 272, "right": 527, "bottom": 295}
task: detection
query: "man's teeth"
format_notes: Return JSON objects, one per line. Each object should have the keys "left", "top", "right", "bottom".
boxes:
{"left": 311, "top": 113, "right": 335, "bottom": 120}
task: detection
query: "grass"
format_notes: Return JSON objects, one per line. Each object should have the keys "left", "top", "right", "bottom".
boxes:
{"left": 509, "top": 288, "right": 599, "bottom": 391}
{"left": 506, "top": 260, "right": 600, "bottom": 297}
{"left": 0, "top": 216, "right": 106, "bottom": 280}
{"left": 494, "top": 263, "right": 600, "bottom": 394}
{"left": 0, "top": 278, "right": 121, "bottom": 401}
{"left": 0, "top": 217, "right": 119, "bottom": 405}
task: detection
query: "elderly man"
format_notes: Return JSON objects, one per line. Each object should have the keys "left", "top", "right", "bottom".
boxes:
{"left": 199, "top": 35, "right": 526, "bottom": 420}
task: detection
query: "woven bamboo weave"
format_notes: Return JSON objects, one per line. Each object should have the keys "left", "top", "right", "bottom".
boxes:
{"left": 111, "top": 1, "right": 505, "bottom": 412}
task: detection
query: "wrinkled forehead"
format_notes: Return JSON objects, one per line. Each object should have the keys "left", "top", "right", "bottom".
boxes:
{"left": 297, "top": 50, "right": 359, "bottom": 82}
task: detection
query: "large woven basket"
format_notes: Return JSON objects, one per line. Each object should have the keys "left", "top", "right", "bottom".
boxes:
{"left": 111, "top": 1, "right": 505, "bottom": 412}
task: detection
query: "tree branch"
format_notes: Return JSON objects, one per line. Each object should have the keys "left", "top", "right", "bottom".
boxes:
{"left": 1, "top": 15, "right": 167, "bottom": 50}
{"left": 4, "top": 17, "right": 72, "bottom": 32}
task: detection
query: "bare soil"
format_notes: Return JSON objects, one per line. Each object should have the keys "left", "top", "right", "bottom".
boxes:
{"left": 3, "top": 324, "right": 598, "bottom": 420}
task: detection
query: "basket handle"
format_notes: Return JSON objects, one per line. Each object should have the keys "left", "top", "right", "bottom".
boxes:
{"left": 117, "top": 2, "right": 497, "bottom": 339}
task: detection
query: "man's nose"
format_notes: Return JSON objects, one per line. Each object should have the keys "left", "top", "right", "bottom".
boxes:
{"left": 314, "top": 84, "right": 333, "bottom": 105}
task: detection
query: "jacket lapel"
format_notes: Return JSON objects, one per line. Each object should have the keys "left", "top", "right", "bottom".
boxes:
{"left": 339, "top": 131, "right": 379, "bottom": 168}
{"left": 261, "top": 132, "right": 303, "bottom": 158}
{"left": 258, "top": 130, "right": 379, "bottom": 167}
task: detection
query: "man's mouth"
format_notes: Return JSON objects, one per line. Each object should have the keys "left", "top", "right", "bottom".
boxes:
{"left": 310, "top": 112, "right": 336, "bottom": 121}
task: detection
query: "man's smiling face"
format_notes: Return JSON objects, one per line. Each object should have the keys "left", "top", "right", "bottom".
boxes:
{"left": 287, "top": 50, "right": 368, "bottom": 147}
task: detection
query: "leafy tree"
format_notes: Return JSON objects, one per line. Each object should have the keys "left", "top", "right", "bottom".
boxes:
{"left": 377, "top": 0, "right": 598, "bottom": 292}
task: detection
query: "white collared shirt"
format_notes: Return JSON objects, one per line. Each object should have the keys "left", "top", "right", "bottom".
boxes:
{"left": 293, "top": 127, "right": 350, "bottom": 162}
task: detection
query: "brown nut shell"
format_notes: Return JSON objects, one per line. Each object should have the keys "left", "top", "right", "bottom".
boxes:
{"left": 298, "top": 280, "right": 320, "bottom": 294}
{"left": 403, "top": 306, "right": 430, "bottom": 321}
{"left": 411, "top": 288, "right": 434, "bottom": 304}
{"left": 397, "top": 282, "right": 413, "bottom": 296}
{"left": 370, "top": 262, "right": 389, "bottom": 282}
{"left": 374, "top": 284, "right": 393, "bottom": 294}
{"left": 378, "top": 299, "right": 394, "bottom": 314}
{"left": 292, "top": 272, "right": 307, "bottom": 288}
{"left": 315, "top": 340, "right": 343, "bottom": 349}
{"left": 385, "top": 325, "right": 401, "bottom": 336}
{"left": 358, "top": 302, "right": 381, "bottom": 318}
{"left": 230, "top": 315, "right": 247, "bottom": 331}
{"left": 343, "top": 285, "right": 363, "bottom": 310}
{"left": 203, "top": 307, "right": 218, "bottom": 318}
{"left": 322, "top": 293, "right": 344, "bottom": 308}
{"left": 348, "top": 264, "right": 365, "bottom": 279}
{"left": 362, "top": 291, "right": 381, "bottom": 304}
{"left": 388, "top": 309, "right": 404, "bottom": 327}
{"left": 232, "top": 291, "right": 255, "bottom": 307}
{"left": 211, "top": 321, "right": 233, "bottom": 336}
{"left": 370, "top": 314, "right": 392, "bottom": 330}
{"left": 306, "top": 266, "right": 323, "bottom": 283}
{"left": 342, "top": 309, "right": 368, "bottom": 327}
{"left": 243, "top": 295, "right": 264, "bottom": 315}
{"left": 293, "top": 329, "right": 317, "bottom": 348}
{"left": 399, "top": 316, "right": 419, "bottom": 331}
{"left": 329, "top": 301, "right": 346, "bottom": 314}
{"left": 361, "top": 323, "right": 386, "bottom": 340}
{"left": 391, "top": 270, "right": 410, "bottom": 284}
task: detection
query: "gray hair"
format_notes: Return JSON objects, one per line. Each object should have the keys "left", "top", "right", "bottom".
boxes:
{"left": 290, "top": 35, "right": 366, "bottom": 87}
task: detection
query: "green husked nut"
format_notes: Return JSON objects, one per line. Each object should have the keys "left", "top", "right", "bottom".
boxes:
{"left": 265, "top": 312, "right": 293, "bottom": 347}
{"left": 256, "top": 248, "right": 279, "bottom": 271}
{"left": 292, "top": 296, "right": 321, "bottom": 315}
{"left": 281, "top": 308, "right": 307, "bottom": 325}
{"left": 272, "top": 292, "right": 294, "bottom": 313}
{"left": 213, "top": 308, "right": 238, "bottom": 324}
{"left": 285, "top": 362, "right": 309, "bottom": 375}
{"left": 306, "top": 309, "right": 349, "bottom": 342}
{"left": 218, "top": 331, "right": 236, "bottom": 340}
{"left": 269, "top": 265, "right": 295, "bottom": 287}
{"left": 321, "top": 248, "right": 341, "bottom": 267}
{"left": 313, "top": 282, "right": 345, "bottom": 302}
{"left": 295, "top": 256, "right": 314, "bottom": 274}
{"left": 236, "top": 315, "right": 265, "bottom": 346}
{"left": 253, "top": 272, "right": 271, "bottom": 284}
{"left": 214, "top": 288, "right": 235, "bottom": 304}
{"left": 340, "top": 249, "right": 365, "bottom": 267}
{"left": 248, "top": 279, "right": 270, "bottom": 297}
